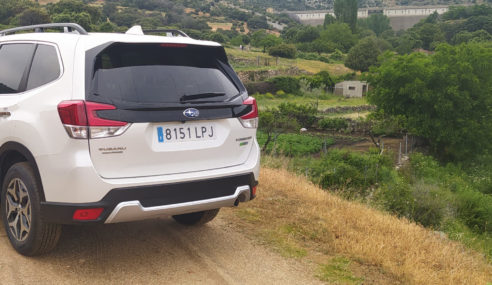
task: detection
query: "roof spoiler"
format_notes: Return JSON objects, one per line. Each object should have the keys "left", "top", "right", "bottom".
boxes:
{"left": 125, "top": 26, "right": 190, "bottom": 38}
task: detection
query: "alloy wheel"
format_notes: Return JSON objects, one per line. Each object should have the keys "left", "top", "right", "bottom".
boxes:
{"left": 5, "top": 178, "right": 31, "bottom": 242}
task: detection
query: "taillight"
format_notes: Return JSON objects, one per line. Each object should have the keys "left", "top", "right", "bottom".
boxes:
{"left": 57, "top": 100, "right": 130, "bottom": 139}
{"left": 239, "top": 97, "right": 258, "bottom": 128}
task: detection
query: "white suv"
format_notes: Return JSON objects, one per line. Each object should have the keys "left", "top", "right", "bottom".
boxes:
{"left": 0, "top": 23, "right": 259, "bottom": 256}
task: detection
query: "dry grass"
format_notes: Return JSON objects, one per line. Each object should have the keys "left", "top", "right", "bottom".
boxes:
{"left": 233, "top": 168, "right": 492, "bottom": 284}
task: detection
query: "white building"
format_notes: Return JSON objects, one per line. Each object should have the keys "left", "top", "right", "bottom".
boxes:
{"left": 334, "top": 81, "right": 369, "bottom": 98}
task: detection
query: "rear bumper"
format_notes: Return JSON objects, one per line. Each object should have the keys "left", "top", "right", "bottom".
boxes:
{"left": 40, "top": 173, "right": 257, "bottom": 225}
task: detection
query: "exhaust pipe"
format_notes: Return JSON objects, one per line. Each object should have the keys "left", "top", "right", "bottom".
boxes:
{"left": 234, "top": 198, "right": 240, "bottom": 207}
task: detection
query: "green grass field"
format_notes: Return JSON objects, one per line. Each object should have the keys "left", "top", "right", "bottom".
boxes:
{"left": 256, "top": 94, "right": 368, "bottom": 111}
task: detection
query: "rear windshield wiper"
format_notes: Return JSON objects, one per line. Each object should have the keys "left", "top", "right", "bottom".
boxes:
{"left": 180, "top": 92, "right": 225, "bottom": 103}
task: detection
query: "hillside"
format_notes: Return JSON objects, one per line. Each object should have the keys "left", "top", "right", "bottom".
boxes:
{"left": 31, "top": 0, "right": 478, "bottom": 11}
{"left": 227, "top": 167, "right": 492, "bottom": 284}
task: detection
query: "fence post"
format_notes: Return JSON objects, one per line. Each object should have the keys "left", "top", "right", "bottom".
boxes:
{"left": 399, "top": 142, "right": 402, "bottom": 164}
{"left": 405, "top": 134, "right": 408, "bottom": 155}
{"left": 323, "top": 138, "right": 327, "bottom": 154}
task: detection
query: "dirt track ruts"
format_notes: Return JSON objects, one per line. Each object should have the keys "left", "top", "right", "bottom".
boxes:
{"left": 0, "top": 212, "right": 321, "bottom": 285}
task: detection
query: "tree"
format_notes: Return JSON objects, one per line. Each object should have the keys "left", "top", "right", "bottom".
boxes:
{"left": 14, "top": 8, "right": 51, "bottom": 26}
{"left": 52, "top": 11, "right": 92, "bottom": 30}
{"left": 334, "top": 0, "right": 358, "bottom": 32}
{"left": 367, "top": 43, "right": 492, "bottom": 161}
{"left": 323, "top": 14, "right": 336, "bottom": 29}
{"left": 320, "top": 23, "right": 357, "bottom": 52}
{"left": 48, "top": 0, "right": 102, "bottom": 25}
{"left": 251, "top": 30, "right": 282, "bottom": 52}
{"left": 259, "top": 109, "right": 299, "bottom": 152}
{"left": 247, "top": 15, "right": 269, "bottom": 30}
{"left": 358, "top": 14, "right": 392, "bottom": 36}
{"left": 417, "top": 23, "right": 445, "bottom": 50}
{"left": 295, "top": 26, "right": 320, "bottom": 43}
{"left": 268, "top": 43, "right": 297, "bottom": 58}
{"left": 345, "top": 37, "right": 391, "bottom": 72}
{"left": 0, "top": 0, "right": 35, "bottom": 25}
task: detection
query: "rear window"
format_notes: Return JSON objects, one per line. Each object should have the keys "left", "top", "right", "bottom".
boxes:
{"left": 27, "top": 44, "right": 61, "bottom": 90}
{"left": 0, "top": 44, "right": 36, "bottom": 94}
{"left": 90, "top": 43, "right": 239, "bottom": 104}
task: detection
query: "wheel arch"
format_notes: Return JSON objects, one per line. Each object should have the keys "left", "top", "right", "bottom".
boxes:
{"left": 0, "top": 142, "right": 46, "bottom": 202}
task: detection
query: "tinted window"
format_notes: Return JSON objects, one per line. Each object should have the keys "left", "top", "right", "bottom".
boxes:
{"left": 91, "top": 44, "right": 239, "bottom": 105}
{"left": 27, "top": 45, "right": 61, "bottom": 90}
{"left": 0, "top": 44, "right": 36, "bottom": 94}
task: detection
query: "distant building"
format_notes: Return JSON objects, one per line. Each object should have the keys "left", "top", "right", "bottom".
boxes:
{"left": 334, "top": 81, "right": 368, "bottom": 98}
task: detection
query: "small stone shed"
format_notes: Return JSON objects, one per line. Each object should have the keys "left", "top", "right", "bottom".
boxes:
{"left": 334, "top": 81, "right": 369, "bottom": 98}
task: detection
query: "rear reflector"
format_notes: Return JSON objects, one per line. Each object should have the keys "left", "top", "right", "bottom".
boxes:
{"left": 73, "top": 208, "right": 104, "bottom": 221}
{"left": 239, "top": 97, "right": 258, "bottom": 129}
{"left": 252, "top": 186, "right": 257, "bottom": 196}
{"left": 58, "top": 100, "right": 129, "bottom": 139}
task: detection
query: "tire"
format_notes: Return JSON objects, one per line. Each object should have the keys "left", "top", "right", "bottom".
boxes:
{"left": 1, "top": 162, "right": 61, "bottom": 256}
{"left": 172, "top": 209, "right": 220, "bottom": 226}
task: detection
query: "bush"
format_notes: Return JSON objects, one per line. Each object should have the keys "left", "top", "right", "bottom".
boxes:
{"left": 268, "top": 76, "right": 301, "bottom": 95}
{"left": 297, "top": 52, "right": 331, "bottom": 63}
{"left": 268, "top": 43, "right": 297, "bottom": 59}
{"left": 278, "top": 103, "right": 318, "bottom": 128}
{"left": 244, "top": 82, "right": 277, "bottom": 95}
{"left": 309, "top": 149, "right": 393, "bottom": 193}
{"left": 319, "top": 117, "right": 349, "bottom": 132}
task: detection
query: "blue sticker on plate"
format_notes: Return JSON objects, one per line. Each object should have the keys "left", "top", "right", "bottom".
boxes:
{"left": 157, "top": 127, "right": 164, "bottom": 143}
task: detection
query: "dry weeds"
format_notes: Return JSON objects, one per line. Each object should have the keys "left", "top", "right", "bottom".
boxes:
{"left": 238, "top": 168, "right": 492, "bottom": 284}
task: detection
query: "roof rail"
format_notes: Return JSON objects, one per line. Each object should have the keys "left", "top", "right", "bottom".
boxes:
{"left": 143, "top": 29, "right": 190, "bottom": 38}
{"left": 0, "top": 23, "right": 88, "bottom": 36}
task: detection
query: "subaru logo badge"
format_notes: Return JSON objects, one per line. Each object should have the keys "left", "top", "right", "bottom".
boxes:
{"left": 183, "top": 108, "right": 199, "bottom": 118}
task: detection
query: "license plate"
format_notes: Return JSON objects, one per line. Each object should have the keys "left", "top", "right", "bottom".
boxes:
{"left": 156, "top": 123, "right": 217, "bottom": 143}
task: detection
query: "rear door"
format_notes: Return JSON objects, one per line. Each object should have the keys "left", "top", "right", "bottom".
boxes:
{"left": 85, "top": 43, "right": 256, "bottom": 179}
{"left": 0, "top": 43, "right": 37, "bottom": 143}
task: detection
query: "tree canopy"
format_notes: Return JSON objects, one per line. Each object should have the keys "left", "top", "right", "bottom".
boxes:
{"left": 367, "top": 43, "right": 492, "bottom": 161}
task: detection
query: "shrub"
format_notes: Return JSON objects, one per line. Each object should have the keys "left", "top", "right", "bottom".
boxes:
{"left": 268, "top": 76, "right": 301, "bottom": 95}
{"left": 309, "top": 149, "right": 393, "bottom": 192}
{"left": 268, "top": 43, "right": 297, "bottom": 59}
{"left": 278, "top": 102, "right": 318, "bottom": 128}
{"left": 319, "top": 117, "right": 349, "bottom": 132}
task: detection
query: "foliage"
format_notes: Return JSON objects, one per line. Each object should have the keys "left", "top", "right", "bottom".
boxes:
{"left": 366, "top": 109, "right": 406, "bottom": 136}
{"left": 358, "top": 14, "right": 391, "bottom": 36}
{"left": 258, "top": 108, "right": 300, "bottom": 151}
{"left": 368, "top": 43, "right": 492, "bottom": 161}
{"left": 324, "top": 14, "right": 336, "bottom": 29}
{"left": 345, "top": 37, "right": 391, "bottom": 72}
{"left": 308, "top": 149, "right": 393, "bottom": 193}
{"left": 257, "top": 132, "right": 333, "bottom": 156}
{"left": 247, "top": 15, "right": 269, "bottom": 30}
{"left": 268, "top": 76, "right": 301, "bottom": 95}
{"left": 278, "top": 102, "right": 318, "bottom": 128}
{"left": 320, "top": 23, "right": 358, "bottom": 53}
{"left": 251, "top": 30, "right": 282, "bottom": 52}
{"left": 319, "top": 117, "right": 349, "bottom": 132}
{"left": 334, "top": 0, "right": 358, "bottom": 32}
{"left": 11, "top": 7, "right": 51, "bottom": 26}
{"left": 302, "top": 71, "right": 335, "bottom": 90}
{"left": 268, "top": 43, "right": 297, "bottom": 59}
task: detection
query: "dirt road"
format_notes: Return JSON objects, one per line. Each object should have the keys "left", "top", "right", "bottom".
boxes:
{"left": 0, "top": 211, "right": 321, "bottom": 285}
